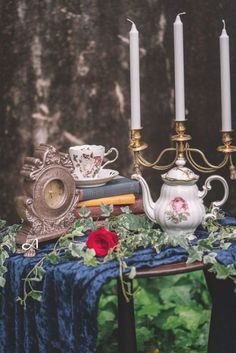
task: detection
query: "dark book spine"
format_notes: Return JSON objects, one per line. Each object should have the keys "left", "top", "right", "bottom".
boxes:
{"left": 75, "top": 196, "right": 143, "bottom": 219}
{"left": 79, "top": 180, "right": 141, "bottom": 201}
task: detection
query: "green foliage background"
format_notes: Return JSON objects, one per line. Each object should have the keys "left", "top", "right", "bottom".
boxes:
{"left": 97, "top": 271, "right": 211, "bottom": 353}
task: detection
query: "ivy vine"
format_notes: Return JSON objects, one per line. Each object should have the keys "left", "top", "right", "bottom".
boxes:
{"left": 1, "top": 206, "right": 236, "bottom": 309}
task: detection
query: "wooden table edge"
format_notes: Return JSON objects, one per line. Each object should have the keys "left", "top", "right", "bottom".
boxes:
{"left": 134, "top": 261, "right": 205, "bottom": 278}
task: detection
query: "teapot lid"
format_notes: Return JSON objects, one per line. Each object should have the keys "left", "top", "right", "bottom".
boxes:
{"left": 162, "top": 159, "right": 199, "bottom": 184}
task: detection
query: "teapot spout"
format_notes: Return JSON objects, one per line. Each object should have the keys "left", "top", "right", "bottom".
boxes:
{"left": 132, "top": 174, "right": 156, "bottom": 222}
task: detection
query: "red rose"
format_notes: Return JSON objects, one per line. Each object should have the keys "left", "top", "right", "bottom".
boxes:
{"left": 86, "top": 227, "right": 118, "bottom": 257}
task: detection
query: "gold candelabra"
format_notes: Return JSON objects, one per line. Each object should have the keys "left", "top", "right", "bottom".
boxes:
{"left": 129, "top": 120, "right": 236, "bottom": 179}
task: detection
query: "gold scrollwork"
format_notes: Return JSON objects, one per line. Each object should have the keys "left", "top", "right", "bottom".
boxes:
{"left": 129, "top": 122, "right": 236, "bottom": 177}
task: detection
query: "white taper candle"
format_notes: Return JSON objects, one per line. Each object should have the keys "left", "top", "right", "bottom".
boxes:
{"left": 174, "top": 13, "right": 186, "bottom": 121}
{"left": 128, "top": 19, "right": 141, "bottom": 129}
{"left": 220, "top": 20, "right": 232, "bottom": 131}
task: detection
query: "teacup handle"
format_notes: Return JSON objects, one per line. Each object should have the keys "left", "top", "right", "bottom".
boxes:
{"left": 198, "top": 175, "right": 229, "bottom": 221}
{"left": 102, "top": 147, "right": 119, "bottom": 169}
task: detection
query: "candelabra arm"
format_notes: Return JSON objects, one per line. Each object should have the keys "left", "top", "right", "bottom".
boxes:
{"left": 130, "top": 128, "right": 178, "bottom": 172}
{"left": 229, "top": 155, "right": 236, "bottom": 180}
{"left": 130, "top": 123, "right": 236, "bottom": 178}
{"left": 137, "top": 147, "right": 177, "bottom": 171}
{"left": 186, "top": 145, "right": 229, "bottom": 173}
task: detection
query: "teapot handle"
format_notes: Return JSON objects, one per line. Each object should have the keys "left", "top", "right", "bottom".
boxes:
{"left": 198, "top": 175, "right": 229, "bottom": 221}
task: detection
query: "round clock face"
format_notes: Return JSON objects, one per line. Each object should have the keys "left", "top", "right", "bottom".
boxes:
{"left": 33, "top": 165, "right": 76, "bottom": 219}
{"left": 44, "top": 179, "right": 65, "bottom": 209}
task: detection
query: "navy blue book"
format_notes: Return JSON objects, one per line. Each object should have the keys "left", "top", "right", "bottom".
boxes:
{"left": 78, "top": 176, "right": 141, "bottom": 201}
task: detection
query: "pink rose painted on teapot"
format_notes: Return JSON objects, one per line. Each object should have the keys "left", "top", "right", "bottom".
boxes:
{"left": 165, "top": 197, "right": 190, "bottom": 225}
{"left": 171, "top": 197, "right": 188, "bottom": 212}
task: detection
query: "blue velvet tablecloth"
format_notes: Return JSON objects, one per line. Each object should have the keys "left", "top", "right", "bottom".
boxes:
{"left": 1, "top": 216, "right": 236, "bottom": 353}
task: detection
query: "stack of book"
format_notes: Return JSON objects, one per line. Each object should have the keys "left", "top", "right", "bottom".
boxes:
{"left": 75, "top": 176, "right": 143, "bottom": 219}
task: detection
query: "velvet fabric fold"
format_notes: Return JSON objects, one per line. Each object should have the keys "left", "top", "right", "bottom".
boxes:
{"left": 0, "top": 216, "right": 236, "bottom": 353}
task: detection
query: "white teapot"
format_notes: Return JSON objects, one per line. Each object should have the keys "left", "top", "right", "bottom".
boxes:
{"left": 132, "top": 159, "right": 229, "bottom": 236}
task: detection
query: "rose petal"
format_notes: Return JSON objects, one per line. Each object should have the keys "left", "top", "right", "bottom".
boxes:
{"left": 86, "top": 227, "right": 119, "bottom": 257}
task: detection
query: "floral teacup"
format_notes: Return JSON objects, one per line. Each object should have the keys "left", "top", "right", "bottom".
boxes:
{"left": 69, "top": 145, "right": 119, "bottom": 179}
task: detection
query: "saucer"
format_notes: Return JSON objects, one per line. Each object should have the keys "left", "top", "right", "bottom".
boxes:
{"left": 73, "top": 169, "right": 119, "bottom": 188}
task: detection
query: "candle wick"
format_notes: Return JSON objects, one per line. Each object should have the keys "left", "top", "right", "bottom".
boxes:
{"left": 222, "top": 19, "right": 226, "bottom": 30}
{"left": 177, "top": 12, "right": 186, "bottom": 18}
{"left": 127, "top": 18, "right": 135, "bottom": 25}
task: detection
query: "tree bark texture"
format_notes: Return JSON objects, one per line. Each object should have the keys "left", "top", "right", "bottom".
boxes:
{"left": 0, "top": 0, "right": 236, "bottom": 222}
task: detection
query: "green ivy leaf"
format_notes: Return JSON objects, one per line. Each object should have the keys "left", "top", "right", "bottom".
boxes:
{"left": 120, "top": 206, "right": 131, "bottom": 214}
{"left": 28, "top": 290, "right": 42, "bottom": 302}
{"left": 159, "top": 285, "right": 192, "bottom": 306}
{"left": 100, "top": 204, "right": 113, "bottom": 217}
{"left": 161, "top": 314, "right": 182, "bottom": 330}
{"left": 72, "top": 219, "right": 84, "bottom": 229}
{"left": 0, "top": 265, "right": 7, "bottom": 275}
{"left": 83, "top": 217, "right": 97, "bottom": 231}
{"left": 219, "top": 241, "right": 232, "bottom": 250}
{"left": 71, "top": 227, "right": 84, "bottom": 236}
{"left": 58, "top": 237, "right": 71, "bottom": 248}
{"left": 203, "top": 252, "right": 217, "bottom": 265}
{"left": 175, "top": 305, "right": 206, "bottom": 331}
{"left": 8, "top": 224, "right": 20, "bottom": 234}
{"left": 203, "top": 217, "right": 217, "bottom": 231}
{"left": 0, "top": 220, "right": 7, "bottom": 230}
{"left": 83, "top": 248, "right": 98, "bottom": 266}
{"left": 98, "top": 309, "right": 115, "bottom": 322}
{"left": 79, "top": 206, "right": 91, "bottom": 218}
{"left": 137, "top": 301, "right": 161, "bottom": 318}
{"left": 111, "top": 213, "right": 152, "bottom": 232}
{"left": 68, "top": 242, "right": 86, "bottom": 258}
{"left": 45, "top": 252, "right": 60, "bottom": 264}
{"left": 187, "top": 247, "right": 203, "bottom": 264}
{"left": 0, "top": 276, "right": 6, "bottom": 287}
{"left": 35, "top": 266, "right": 46, "bottom": 277}
{"left": 136, "top": 326, "right": 154, "bottom": 351}
{"left": 209, "top": 262, "right": 236, "bottom": 279}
